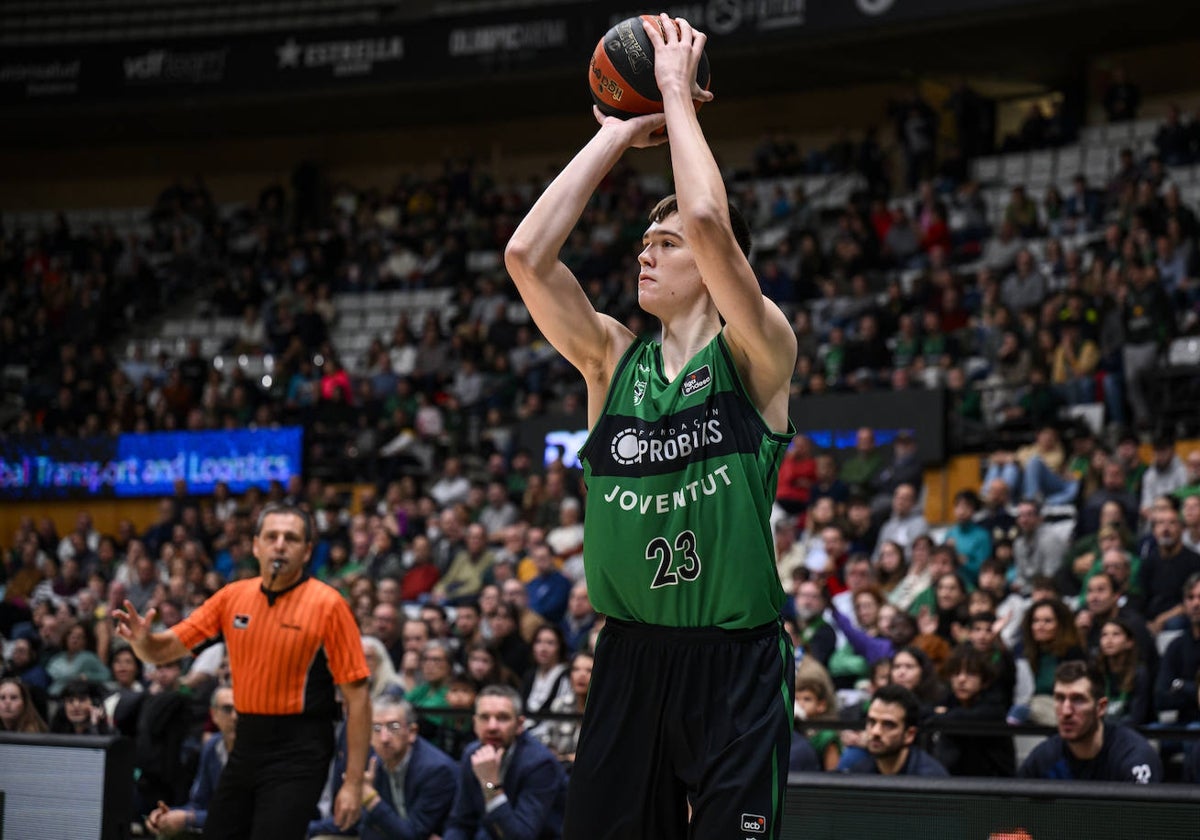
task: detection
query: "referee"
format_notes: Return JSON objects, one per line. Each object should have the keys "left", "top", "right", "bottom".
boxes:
{"left": 114, "top": 502, "right": 371, "bottom": 839}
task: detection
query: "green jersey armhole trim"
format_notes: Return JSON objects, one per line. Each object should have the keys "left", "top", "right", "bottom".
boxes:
{"left": 716, "top": 330, "right": 795, "bottom": 444}
{"left": 577, "top": 336, "right": 645, "bottom": 467}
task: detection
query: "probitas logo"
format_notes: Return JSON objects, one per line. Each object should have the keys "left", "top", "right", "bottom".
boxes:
{"left": 609, "top": 416, "right": 722, "bottom": 467}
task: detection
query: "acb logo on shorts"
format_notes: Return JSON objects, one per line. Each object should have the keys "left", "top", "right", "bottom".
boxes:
{"left": 741, "top": 813, "right": 766, "bottom": 833}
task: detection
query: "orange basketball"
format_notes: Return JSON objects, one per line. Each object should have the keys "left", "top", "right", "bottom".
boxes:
{"left": 588, "top": 15, "right": 711, "bottom": 119}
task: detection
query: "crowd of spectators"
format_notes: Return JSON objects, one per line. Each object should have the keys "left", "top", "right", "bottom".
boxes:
{"left": 778, "top": 421, "right": 1200, "bottom": 783}
{"left": 5, "top": 80, "right": 1200, "bottom": 833}
{"left": 5, "top": 84, "right": 1200, "bottom": 477}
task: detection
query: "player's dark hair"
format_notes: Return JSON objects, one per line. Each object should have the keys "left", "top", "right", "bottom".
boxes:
{"left": 649, "top": 194, "right": 752, "bottom": 257}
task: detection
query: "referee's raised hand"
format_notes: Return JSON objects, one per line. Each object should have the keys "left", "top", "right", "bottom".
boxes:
{"left": 112, "top": 599, "right": 156, "bottom": 646}
{"left": 111, "top": 599, "right": 189, "bottom": 664}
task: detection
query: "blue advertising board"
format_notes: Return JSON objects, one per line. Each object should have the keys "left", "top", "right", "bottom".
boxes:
{"left": 0, "top": 427, "right": 302, "bottom": 500}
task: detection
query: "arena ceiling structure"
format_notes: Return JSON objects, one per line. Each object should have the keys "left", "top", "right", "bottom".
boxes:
{"left": 1, "top": 0, "right": 1197, "bottom": 149}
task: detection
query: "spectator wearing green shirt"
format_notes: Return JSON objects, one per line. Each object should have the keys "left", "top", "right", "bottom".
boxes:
{"left": 1172, "top": 450, "right": 1200, "bottom": 501}
{"left": 1113, "top": 430, "right": 1148, "bottom": 498}
{"left": 407, "top": 640, "right": 455, "bottom": 734}
{"left": 840, "top": 427, "right": 884, "bottom": 498}
{"left": 431, "top": 523, "right": 494, "bottom": 605}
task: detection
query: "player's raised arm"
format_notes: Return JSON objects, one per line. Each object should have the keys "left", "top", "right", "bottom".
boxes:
{"left": 504, "top": 111, "right": 665, "bottom": 420}
{"left": 648, "top": 15, "right": 796, "bottom": 429}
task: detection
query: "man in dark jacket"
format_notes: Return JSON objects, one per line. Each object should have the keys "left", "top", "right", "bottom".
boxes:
{"left": 1019, "top": 661, "right": 1162, "bottom": 783}
{"left": 843, "top": 684, "right": 949, "bottom": 777}
{"left": 443, "top": 685, "right": 567, "bottom": 840}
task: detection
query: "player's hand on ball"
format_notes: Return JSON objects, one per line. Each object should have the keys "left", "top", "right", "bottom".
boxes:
{"left": 643, "top": 15, "right": 713, "bottom": 104}
{"left": 593, "top": 106, "right": 667, "bottom": 147}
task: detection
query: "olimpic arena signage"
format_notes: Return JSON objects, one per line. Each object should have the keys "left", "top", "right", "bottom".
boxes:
{"left": 1, "top": 0, "right": 1039, "bottom": 106}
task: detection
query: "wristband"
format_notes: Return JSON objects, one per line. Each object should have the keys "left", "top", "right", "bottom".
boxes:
{"left": 363, "top": 791, "right": 380, "bottom": 808}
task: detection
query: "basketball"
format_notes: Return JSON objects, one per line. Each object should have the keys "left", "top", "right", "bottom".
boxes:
{"left": 588, "top": 14, "right": 711, "bottom": 120}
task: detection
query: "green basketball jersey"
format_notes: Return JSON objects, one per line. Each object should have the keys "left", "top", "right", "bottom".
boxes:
{"left": 579, "top": 332, "right": 794, "bottom": 629}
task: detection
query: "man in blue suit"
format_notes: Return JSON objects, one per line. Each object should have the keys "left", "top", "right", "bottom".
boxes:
{"left": 145, "top": 684, "right": 236, "bottom": 837}
{"left": 310, "top": 696, "right": 457, "bottom": 840}
{"left": 443, "top": 684, "right": 568, "bottom": 840}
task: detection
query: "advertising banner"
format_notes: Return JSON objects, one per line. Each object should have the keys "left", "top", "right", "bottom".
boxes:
{"left": 0, "top": 427, "right": 303, "bottom": 500}
{"left": 0, "top": 0, "right": 1040, "bottom": 107}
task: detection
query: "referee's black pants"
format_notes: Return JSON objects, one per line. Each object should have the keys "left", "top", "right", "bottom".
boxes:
{"left": 203, "top": 714, "right": 334, "bottom": 840}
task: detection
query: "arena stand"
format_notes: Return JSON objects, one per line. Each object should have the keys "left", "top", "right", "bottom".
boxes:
{"left": 5, "top": 1, "right": 1200, "bottom": 836}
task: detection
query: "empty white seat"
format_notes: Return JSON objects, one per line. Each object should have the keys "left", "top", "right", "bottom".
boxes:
{"left": 1056, "top": 144, "right": 1084, "bottom": 178}
{"left": 1130, "top": 118, "right": 1158, "bottom": 143}
{"left": 1079, "top": 125, "right": 1106, "bottom": 148}
{"left": 1001, "top": 154, "right": 1028, "bottom": 186}
{"left": 970, "top": 155, "right": 998, "bottom": 184}
{"left": 1028, "top": 150, "right": 1054, "bottom": 182}
{"left": 1167, "top": 337, "right": 1200, "bottom": 367}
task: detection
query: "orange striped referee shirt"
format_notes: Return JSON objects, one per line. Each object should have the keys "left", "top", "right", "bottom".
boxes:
{"left": 172, "top": 576, "right": 369, "bottom": 717}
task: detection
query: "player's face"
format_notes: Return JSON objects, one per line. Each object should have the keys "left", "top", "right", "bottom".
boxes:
{"left": 1053, "top": 678, "right": 1103, "bottom": 743}
{"left": 474, "top": 695, "right": 522, "bottom": 749}
{"left": 865, "top": 700, "right": 913, "bottom": 759}
{"left": 372, "top": 709, "right": 416, "bottom": 766}
{"left": 253, "top": 512, "right": 311, "bottom": 586}
{"left": 637, "top": 213, "right": 704, "bottom": 316}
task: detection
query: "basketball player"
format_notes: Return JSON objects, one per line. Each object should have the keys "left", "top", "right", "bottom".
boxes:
{"left": 504, "top": 15, "right": 796, "bottom": 840}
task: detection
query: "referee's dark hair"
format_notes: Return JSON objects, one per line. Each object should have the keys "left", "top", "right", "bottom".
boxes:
{"left": 871, "top": 683, "right": 921, "bottom": 730}
{"left": 254, "top": 502, "right": 314, "bottom": 544}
